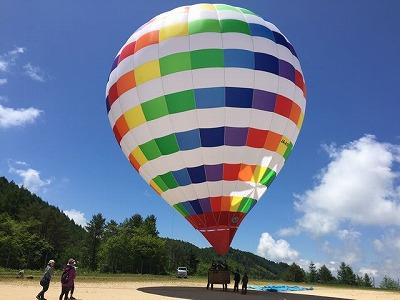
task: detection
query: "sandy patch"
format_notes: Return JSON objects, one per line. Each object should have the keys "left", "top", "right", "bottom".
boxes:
{"left": 0, "top": 280, "right": 399, "bottom": 300}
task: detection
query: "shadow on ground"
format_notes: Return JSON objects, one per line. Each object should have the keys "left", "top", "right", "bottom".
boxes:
{"left": 138, "top": 286, "right": 353, "bottom": 300}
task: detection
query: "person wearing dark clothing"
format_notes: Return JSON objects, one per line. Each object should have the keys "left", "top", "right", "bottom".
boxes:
{"left": 233, "top": 269, "right": 241, "bottom": 292}
{"left": 241, "top": 273, "right": 248, "bottom": 294}
{"left": 69, "top": 262, "right": 77, "bottom": 300}
{"left": 37, "top": 260, "right": 55, "bottom": 300}
{"left": 69, "top": 283, "right": 75, "bottom": 300}
{"left": 59, "top": 259, "right": 76, "bottom": 300}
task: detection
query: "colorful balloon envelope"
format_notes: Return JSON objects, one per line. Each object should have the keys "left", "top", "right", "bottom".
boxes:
{"left": 106, "top": 4, "right": 306, "bottom": 255}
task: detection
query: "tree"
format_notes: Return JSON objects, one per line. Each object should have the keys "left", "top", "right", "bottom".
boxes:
{"left": 284, "top": 263, "right": 305, "bottom": 282}
{"left": 142, "top": 215, "right": 159, "bottom": 236}
{"left": 380, "top": 276, "right": 400, "bottom": 290}
{"left": 0, "top": 214, "right": 53, "bottom": 269}
{"left": 318, "top": 265, "right": 334, "bottom": 283}
{"left": 308, "top": 261, "right": 318, "bottom": 283}
{"left": 123, "top": 214, "right": 143, "bottom": 229}
{"left": 99, "top": 232, "right": 131, "bottom": 273}
{"left": 363, "top": 273, "right": 373, "bottom": 287}
{"left": 103, "top": 220, "right": 119, "bottom": 240}
{"left": 356, "top": 275, "right": 363, "bottom": 286}
{"left": 85, "top": 213, "right": 106, "bottom": 270}
{"left": 188, "top": 251, "right": 199, "bottom": 274}
{"left": 0, "top": 177, "right": 86, "bottom": 269}
{"left": 337, "top": 262, "right": 356, "bottom": 285}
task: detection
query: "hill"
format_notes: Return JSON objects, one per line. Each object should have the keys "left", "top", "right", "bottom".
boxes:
{"left": 0, "top": 176, "right": 288, "bottom": 279}
{"left": 0, "top": 176, "right": 86, "bottom": 269}
{"left": 164, "top": 238, "right": 289, "bottom": 279}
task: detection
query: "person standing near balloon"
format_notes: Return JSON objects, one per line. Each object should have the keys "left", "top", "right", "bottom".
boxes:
{"left": 59, "top": 258, "right": 76, "bottom": 300}
{"left": 242, "top": 273, "right": 249, "bottom": 295}
{"left": 233, "top": 269, "right": 241, "bottom": 292}
{"left": 36, "top": 259, "right": 55, "bottom": 300}
{"left": 68, "top": 260, "right": 77, "bottom": 300}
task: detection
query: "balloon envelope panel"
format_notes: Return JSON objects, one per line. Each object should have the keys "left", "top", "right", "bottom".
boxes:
{"left": 106, "top": 3, "right": 306, "bottom": 255}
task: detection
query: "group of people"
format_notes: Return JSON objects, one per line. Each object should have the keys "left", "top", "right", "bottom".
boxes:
{"left": 36, "top": 258, "right": 77, "bottom": 300}
{"left": 233, "top": 269, "right": 249, "bottom": 294}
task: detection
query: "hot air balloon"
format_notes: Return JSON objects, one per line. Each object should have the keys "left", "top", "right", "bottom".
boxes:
{"left": 106, "top": 3, "right": 306, "bottom": 255}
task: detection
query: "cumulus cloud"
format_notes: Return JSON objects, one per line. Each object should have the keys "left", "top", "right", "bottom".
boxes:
{"left": 0, "top": 78, "right": 7, "bottom": 85}
{"left": 23, "top": 63, "right": 45, "bottom": 82}
{"left": 0, "top": 104, "right": 42, "bottom": 128}
{"left": 322, "top": 243, "right": 361, "bottom": 265}
{"left": 9, "top": 161, "right": 51, "bottom": 193}
{"left": 372, "top": 230, "right": 400, "bottom": 259}
{"left": 64, "top": 209, "right": 87, "bottom": 227}
{"left": 257, "top": 232, "right": 299, "bottom": 262}
{"left": 288, "top": 135, "right": 400, "bottom": 236}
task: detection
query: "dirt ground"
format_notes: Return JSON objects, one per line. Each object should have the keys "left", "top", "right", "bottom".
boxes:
{"left": 1, "top": 280, "right": 399, "bottom": 300}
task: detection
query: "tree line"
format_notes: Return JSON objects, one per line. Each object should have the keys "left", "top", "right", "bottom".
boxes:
{"left": 283, "top": 261, "right": 374, "bottom": 287}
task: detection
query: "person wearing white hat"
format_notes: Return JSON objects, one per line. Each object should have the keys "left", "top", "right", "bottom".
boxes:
{"left": 59, "top": 258, "right": 76, "bottom": 300}
{"left": 36, "top": 259, "right": 55, "bottom": 300}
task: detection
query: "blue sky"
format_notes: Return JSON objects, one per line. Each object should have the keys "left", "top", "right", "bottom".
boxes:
{"left": 1, "top": 1, "right": 399, "bottom": 280}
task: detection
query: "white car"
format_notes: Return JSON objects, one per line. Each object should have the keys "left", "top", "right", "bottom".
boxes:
{"left": 177, "top": 267, "right": 188, "bottom": 278}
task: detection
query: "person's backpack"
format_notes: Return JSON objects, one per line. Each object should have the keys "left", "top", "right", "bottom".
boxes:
{"left": 60, "top": 268, "right": 70, "bottom": 284}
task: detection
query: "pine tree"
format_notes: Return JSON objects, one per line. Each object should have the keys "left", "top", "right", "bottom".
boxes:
{"left": 318, "top": 265, "right": 334, "bottom": 283}
{"left": 380, "top": 276, "right": 400, "bottom": 290}
{"left": 308, "top": 261, "right": 318, "bottom": 283}
{"left": 337, "top": 262, "right": 347, "bottom": 284}
{"left": 356, "top": 274, "right": 363, "bottom": 286}
{"left": 85, "top": 213, "right": 106, "bottom": 270}
{"left": 337, "top": 262, "right": 356, "bottom": 285}
{"left": 284, "top": 263, "right": 306, "bottom": 282}
{"left": 363, "top": 273, "right": 373, "bottom": 287}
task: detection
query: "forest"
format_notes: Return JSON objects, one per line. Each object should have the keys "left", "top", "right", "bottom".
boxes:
{"left": 1, "top": 176, "right": 398, "bottom": 289}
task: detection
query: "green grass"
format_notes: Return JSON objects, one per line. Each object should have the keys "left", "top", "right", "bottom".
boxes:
{"left": 0, "top": 268, "right": 207, "bottom": 282}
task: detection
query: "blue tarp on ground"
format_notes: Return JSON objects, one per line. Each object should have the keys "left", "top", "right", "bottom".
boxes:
{"left": 248, "top": 285, "right": 314, "bottom": 292}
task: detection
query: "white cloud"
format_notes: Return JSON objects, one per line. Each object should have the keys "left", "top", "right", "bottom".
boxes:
{"left": 64, "top": 209, "right": 87, "bottom": 227}
{"left": 14, "top": 160, "right": 28, "bottom": 166}
{"left": 337, "top": 229, "right": 361, "bottom": 240}
{"left": 0, "top": 104, "right": 42, "bottom": 128}
{"left": 9, "top": 162, "right": 51, "bottom": 193}
{"left": 0, "top": 47, "right": 25, "bottom": 72}
{"left": 290, "top": 135, "right": 400, "bottom": 236}
{"left": 321, "top": 236, "right": 362, "bottom": 266}
{"left": 296, "top": 258, "right": 323, "bottom": 271}
{"left": 257, "top": 232, "right": 299, "bottom": 262}
{"left": 9, "top": 47, "right": 25, "bottom": 56}
{"left": 0, "top": 61, "right": 7, "bottom": 72}
{"left": 373, "top": 239, "right": 384, "bottom": 252}
{"left": 372, "top": 230, "right": 400, "bottom": 257}
{"left": 359, "top": 268, "right": 378, "bottom": 277}
{"left": 277, "top": 227, "right": 301, "bottom": 237}
{"left": 0, "top": 78, "right": 7, "bottom": 85}
{"left": 23, "top": 63, "right": 45, "bottom": 82}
